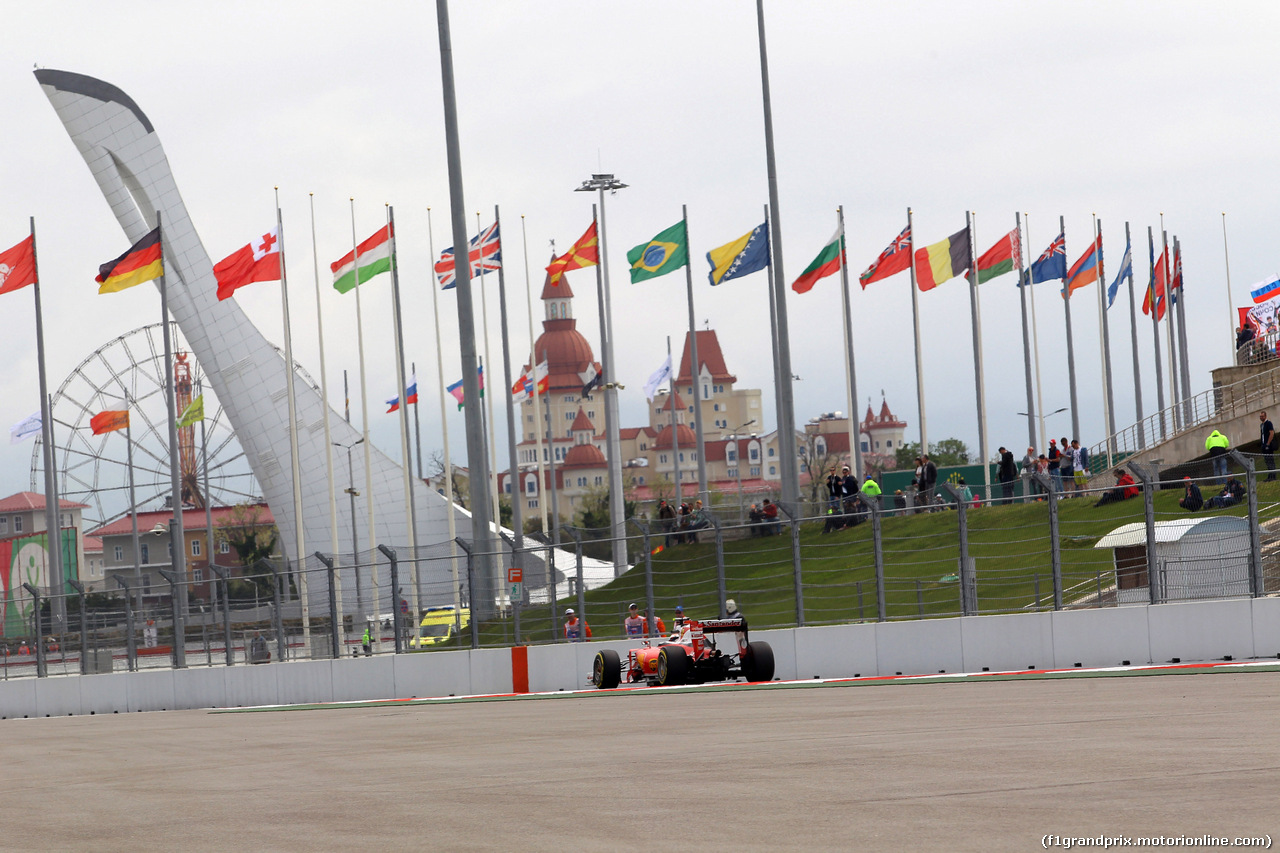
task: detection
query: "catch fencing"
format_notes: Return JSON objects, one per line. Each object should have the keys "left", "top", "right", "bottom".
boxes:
{"left": 4, "top": 450, "right": 1280, "bottom": 681}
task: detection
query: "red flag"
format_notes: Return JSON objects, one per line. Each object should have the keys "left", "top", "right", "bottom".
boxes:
{"left": 859, "top": 224, "right": 911, "bottom": 288}
{"left": 0, "top": 234, "right": 37, "bottom": 295}
{"left": 214, "top": 227, "right": 281, "bottom": 301}
{"left": 1142, "top": 247, "right": 1169, "bottom": 320}
{"left": 90, "top": 410, "right": 130, "bottom": 435}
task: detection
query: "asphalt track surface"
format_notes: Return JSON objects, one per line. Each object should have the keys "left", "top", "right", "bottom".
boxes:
{"left": 4, "top": 665, "right": 1279, "bottom": 852}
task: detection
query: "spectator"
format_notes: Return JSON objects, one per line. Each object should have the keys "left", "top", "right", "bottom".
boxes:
{"left": 860, "top": 476, "right": 882, "bottom": 507}
{"left": 361, "top": 625, "right": 372, "bottom": 656}
{"left": 996, "top": 446, "right": 1017, "bottom": 504}
{"left": 249, "top": 631, "right": 270, "bottom": 664}
{"left": 922, "top": 455, "right": 938, "bottom": 509}
{"left": 642, "top": 608, "right": 666, "bottom": 637}
{"left": 1047, "top": 440, "right": 1062, "bottom": 491}
{"left": 657, "top": 500, "right": 676, "bottom": 547}
{"left": 825, "top": 467, "right": 844, "bottom": 513}
{"left": 677, "top": 502, "right": 692, "bottom": 544}
{"left": 1094, "top": 470, "right": 1138, "bottom": 507}
{"left": 841, "top": 465, "right": 858, "bottom": 502}
{"left": 1021, "top": 446, "right": 1039, "bottom": 496}
{"left": 893, "top": 489, "right": 907, "bottom": 514}
{"left": 1071, "top": 440, "right": 1090, "bottom": 493}
{"left": 1261, "top": 412, "right": 1276, "bottom": 482}
{"left": 914, "top": 457, "right": 928, "bottom": 509}
{"left": 1058, "top": 437, "right": 1076, "bottom": 494}
{"left": 1179, "top": 477, "right": 1204, "bottom": 511}
{"left": 747, "top": 503, "right": 765, "bottom": 536}
{"left": 686, "top": 499, "right": 712, "bottom": 542}
{"left": 762, "top": 499, "right": 780, "bottom": 535}
{"left": 1205, "top": 429, "right": 1231, "bottom": 481}
{"left": 672, "top": 604, "right": 687, "bottom": 631}
{"left": 18, "top": 640, "right": 30, "bottom": 656}
{"left": 623, "top": 603, "right": 646, "bottom": 637}
{"left": 1205, "top": 477, "right": 1245, "bottom": 510}
{"left": 564, "top": 608, "right": 592, "bottom": 642}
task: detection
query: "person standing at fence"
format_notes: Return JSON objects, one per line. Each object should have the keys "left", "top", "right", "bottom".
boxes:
{"left": 1205, "top": 429, "right": 1231, "bottom": 481}
{"left": 922, "top": 456, "right": 938, "bottom": 508}
{"left": 1047, "top": 440, "right": 1061, "bottom": 491}
{"left": 642, "top": 607, "right": 665, "bottom": 637}
{"left": 1072, "top": 440, "right": 1090, "bottom": 492}
{"left": 564, "top": 608, "right": 591, "bottom": 641}
{"left": 1260, "top": 412, "right": 1276, "bottom": 482}
{"left": 361, "top": 624, "right": 372, "bottom": 656}
{"left": 997, "top": 447, "right": 1017, "bottom": 504}
{"left": 1057, "top": 438, "right": 1075, "bottom": 495}
{"left": 825, "top": 467, "right": 844, "bottom": 513}
{"left": 657, "top": 500, "right": 676, "bottom": 547}
{"left": 623, "top": 603, "right": 646, "bottom": 637}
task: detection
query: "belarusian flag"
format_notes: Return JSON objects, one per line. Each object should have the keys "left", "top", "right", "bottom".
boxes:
{"left": 331, "top": 224, "right": 393, "bottom": 294}
{"left": 791, "top": 225, "right": 844, "bottom": 294}
{"left": 974, "top": 227, "right": 1020, "bottom": 284}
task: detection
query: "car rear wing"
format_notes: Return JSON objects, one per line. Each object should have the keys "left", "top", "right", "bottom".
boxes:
{"left": 694, "top": 617, "right": 748, "bottom": 635}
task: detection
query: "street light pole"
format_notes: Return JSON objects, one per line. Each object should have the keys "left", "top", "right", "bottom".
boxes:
{"left": 576, "top": 174, "right": 628, "bottom": 577}
{"left": 729, "top": 419, "right": 756, "bottom": 524}
{"left": 334, "top": 437, "right": 365, "bottom": 629}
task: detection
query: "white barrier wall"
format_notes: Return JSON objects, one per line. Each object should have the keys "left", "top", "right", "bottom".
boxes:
{"left": 2, "top": 596, "right": 1277, "bottom": 719}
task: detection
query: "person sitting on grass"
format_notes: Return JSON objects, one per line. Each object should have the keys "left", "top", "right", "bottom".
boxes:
{"left": 1179, "top": 477, "right": 1203, "bottom": 511}
{"left": 1094, "top": 470, "right": 1139, "bottom": 507}
{"left": 1204, "top": 477, "right": 1246, "bottom": 510}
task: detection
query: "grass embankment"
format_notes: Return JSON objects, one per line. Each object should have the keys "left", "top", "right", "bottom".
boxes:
{"left": 442, "top": 479, "right": 1279, "bottom": 648}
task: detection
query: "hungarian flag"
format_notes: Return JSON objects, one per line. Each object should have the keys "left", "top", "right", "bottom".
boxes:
{"left": 546, "top": 222, "right": 598, "bottom": 286}
{"left": 331, "top": 224, "right": 393, "bottom": 294}
{"left": 859, "top": 224, "right": 911, "bottom": 288}
{"left": 974, "top": 228, "right": 1021, "bottom": 284}
{"left": 627, "top": 221, "right": 689, "bottom": 283}
{"left": 90, "top": 410, "right": 129, "bottom": 435}
{"left": 97, "top": 228, "right": 162, "bottom": 294}
{"left": 913, "top": 227, "right": 970, "bottom": 291}
{"left": 386, "top": 374, "right": 418, "bottom": 413}
{"left": 0, "top": 234, "right": 37, "bottom": 295}
{"left": 214, "top": 227, "right": 281, "bottom": 301}
{"left": 791, "top": 224, "right": 844, "bottom": 294}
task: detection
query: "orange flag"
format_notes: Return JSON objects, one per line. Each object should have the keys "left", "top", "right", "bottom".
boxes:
{"left": 90, "top": 410, "right": 130, "bottom": 435}
{"left": 0, "top": 234, "right": 37, "bottom": 295}
{"left": 545, "top": 221, "right": 599, "bottom": 286}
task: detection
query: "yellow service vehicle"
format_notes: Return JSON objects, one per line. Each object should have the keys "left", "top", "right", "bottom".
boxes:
{"left": 409, "top": 606, "right": 470, "bottom": 648}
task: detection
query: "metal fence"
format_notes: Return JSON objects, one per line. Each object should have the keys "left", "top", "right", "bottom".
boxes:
{"left": 4, "top": 450, "right": 1280, "bottom": 681}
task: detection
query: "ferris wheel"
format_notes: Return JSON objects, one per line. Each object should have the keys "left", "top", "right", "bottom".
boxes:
{"left": 31, "top": 322, "right": 316, "bottom": 531}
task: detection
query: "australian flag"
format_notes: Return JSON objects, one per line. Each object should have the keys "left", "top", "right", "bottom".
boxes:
{"left": 435, "top": 221, "right": 503, "bottom": 290}
{"left": 1029, "top": 232, "right": 1067, "bottom": 284}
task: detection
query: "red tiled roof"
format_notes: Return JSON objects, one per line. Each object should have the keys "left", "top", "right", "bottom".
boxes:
{"left": 570, "top": 408, "right": 594, "bottom": 432}
{"left": 676, "top": 330, "right": 737, "bottom": 384}
{"left": 0, "top": 491, "right": 89, "bottom": 512}
{"left": 658, "top": 389, "right": 686, "bottom": 412}
{"left": 83, "top": 536, "right": 103, "bottom": 553}
{"left": 88, "top": 504, "right": 274, "bottom": 537}
{"left": 653, "top": 423, "right": 697, "bottom": 450}
{"left": 561, "top": 443, "right": 608, "bottom": 469}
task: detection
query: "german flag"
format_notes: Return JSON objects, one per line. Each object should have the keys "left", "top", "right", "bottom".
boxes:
{"left": 96, "top": 228, "right": 162, "bottom": 294}
{"left": 90, "top": 410, "right": 130, "bottom": 435}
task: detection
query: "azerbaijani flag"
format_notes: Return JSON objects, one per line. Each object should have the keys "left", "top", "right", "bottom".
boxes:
{"left": 1063, "top": 235, "right": 1101, "bottom": 298}
{"left": 791, "top": 224, "right": 844, "bottom": 294}
{"left": 974, "top": 228, "right": 1020, "bottom": 284}
{"left": 386, "top": 374, "right": 418, "bottom": 413}
{"left": 90, "top": 410, "right": 129, "bottom": 435}
{"left": 331, "top": 224, "right": 393, "bottom": 294}
{"left": 913, "top": 227, "right": 970, "bottom": 291}
{"left": 96, "top": 228, "right": 162, "bottom": 294}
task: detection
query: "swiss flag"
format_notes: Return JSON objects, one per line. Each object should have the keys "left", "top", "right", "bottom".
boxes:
{"left": 0, "top": 234, "right": 37, "bottom": 296}
{"left": 214, "top": 227, "right": 281, "bottom": 301}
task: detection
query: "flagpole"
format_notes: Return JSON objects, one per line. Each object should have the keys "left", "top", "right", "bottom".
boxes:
{"left": 412, "top": 360, "right": 423, "bottom": 482}
{"left": 29, "top": 216, "right": 65, "bottom": 633}
{"left": 1026, "top": 213, "right": 1047, "bottom": 452}
{"left": 426, "top": 208, "right": 462, "bottom": 615}
{"left": 495, "top": 204, "right": 525, "bottom": 621}
{"left": 1124, "top": 221, "right": 1146, "bottom": 450}
{"left": 200, "top": 377, "right": 215, "bottom": 620}
{"left": 682, "top": 205, "right": 710, "bottom": 505}
{"left": 386, "top": 205, "right": 421, "bottom": 622}
{"left": 348, "top": 199, "right": 379, "bottom": 647}
{"left": 521, "top": 216, "right": 549, "bottom": 537}
{"left": 1174, "top": 236, "right": 1192, "bottom": 415}
{"left": 1161, "top": 217, "right": 1179, "bottom": 431}
{"left": 757, "top": 0, "right": 800, "bottom": 512}
{"left": 966, "top": 211, "right": 991, "bottom": 500}
{"left": 436, "top": 0, "right": 496, "bottom": 619}
{"left": 125, "top": 405, "right": 143, "bottom": 616}
{"left": 1148, "top": 226, "right": 1167, "bottom": 442}
{"left": 907, "top": 206, "right": 928, "bottom": 454}
{"left": 309, "top": 193, "right": 343, "bottom": 637}
{"left": 1016, "top": 212, "right": 1036, "bottom": 450}
{"left": 476, "top": 213, "right": 502, "bottom": 549}
{"left": 158, "top": 210, "right": 188, "bottom": 668}
{"left": 1223, "top": 213, "right": 1237, "bottom": 357}
{"left": 1060, "top": 215, "right": 1082, "bottom": 442}
{"left": 1094, "top": 216, "right": 1116, "bottom": 467}
{"left": 836, "top": 206, "right": 862, "bottom": 480}
{"left": 275, "top": 192, "right": 311, "bottom": 650}
{"left": 669, "top": 335, "right": 680, "bottom": 496}
{"left": 765, "top": 203, "right": 783, "bottom": 453}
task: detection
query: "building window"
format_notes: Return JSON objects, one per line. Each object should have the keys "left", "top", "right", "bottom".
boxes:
{"left": 768, "top": 447, "right": 775, "bottom": 457}
{"left": 526, "top": 479, "right": 536, "bottom": 494}
{"left": 688, "top": 406, "right": 694, "bottom": 414}
{"left": 0, "top": 517, "right": 6, "bottom": 533}
{"left": 550, "top": 303, "right": 558, "bottom": 319}
{"left": 220, "top": 541, "right": 230, "bottom": 554}
{"left": 750, "top": 447, "right": 759, "bottom": 461}
{"left": 861, "top": 441, "right": 869, "bottom": 452}
{"left": 679, "top": 453, "right": 685, "bottom": 462}
{"left": 527, "top": 414, "right": 533, "bottom": 422}
{"left": 142, "top": 574, "right": 151, "bottom": 594}
{"left": 193, "top": 568, "right": 203, "bottom": 583}
{"left": 566, "top": 412, "right": 574, "bottom": 421}
{"left": 637, "top": 476, "right": 645, "bottom": 484}
{"left": 594, "top": 476, "right": 602, "bottom": 485}
{"left": 728, "top": 468, "right": 737, "bottom": 478}
{"left": 728, "top": 448, "right": 737, "bottom": 462}
{"left": 713, "top": 403, "right": 720, "bottom": 412}
{"left": 141, "top": 543, "right": 149, "bottom": 564}
{"left": 588, "top": 411, "right": 595, "bottom": 419}
{"left": 13, "top": 516, "right": 22, "bottom": 533}
{"left": 769, "top": 466, "right": 776, "bottom": 476}
{"left": 703, "top": 384, "right": 710, "bottom": 399}
{"left": 114, "top": 545, "right": 123, "bottom": 561}
{"left": 504, "top": 482, "right": 511, "bottom": 493}
{"left": 886, "top": 439, "right": 893, "bottom": 448}
{"left": 167, "top": 542, "right": 172, "bottom": 558}
{"left": 192, "top": 539, "right": 202, "bottom": 557}
{"left": 564, "top": 395, "right": 575, "bottom": 403}
{"left": 527, "top": 500, "right": 538, "bottom": 509}
{"left": 750, "top": 466, "right": 761, "bottom": 477}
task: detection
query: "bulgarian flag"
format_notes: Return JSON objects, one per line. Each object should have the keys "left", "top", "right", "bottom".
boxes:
{"left": 974, "top": 227, "right": 1021, "bottom": 284}
{"left": 791, "top": 224, "right": 844, "bottom": 294}
{"left": 331, "top": 223, "right": 393, "bottom": 294}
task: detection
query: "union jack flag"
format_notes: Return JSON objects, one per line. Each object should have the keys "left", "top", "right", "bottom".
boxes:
{"left": 435, "top": 221, "right": 502, "bottom": 290}
{"left": 858, "top": 224, "right": 912, "bottom": 288}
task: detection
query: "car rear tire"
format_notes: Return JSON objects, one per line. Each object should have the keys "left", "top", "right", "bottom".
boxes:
{"left": 657, "top": 646, "right": 688, "bottom": 686}
{"left": 742, "top": 641, "right": 775, "bottom": 682}
{"left": 592, "top": 649, "right": 621, "bottom": 689}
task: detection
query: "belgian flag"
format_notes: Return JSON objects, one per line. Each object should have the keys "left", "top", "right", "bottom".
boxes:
{"left": 96, "top": 227, "right": 162, "bottom": 294}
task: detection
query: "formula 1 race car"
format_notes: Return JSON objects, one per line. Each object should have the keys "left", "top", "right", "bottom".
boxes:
{"left": 591, "top": 616, "right": 774, "bottom": 689}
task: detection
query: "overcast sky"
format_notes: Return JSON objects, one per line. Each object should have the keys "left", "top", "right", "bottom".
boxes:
{"left": 3, "top": 1, "right": 1278, "bottom": 505}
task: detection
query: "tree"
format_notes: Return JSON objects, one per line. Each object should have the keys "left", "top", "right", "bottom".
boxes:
{"left": 799, "top": 432, "right": 843, "bottom": 508}
{"left": 215, "top": 504, "right": 278, "bottom": 599}
{"left": 428, "top": 450, "right": 469, "bottom": 509}
{"left": 894, "top": 439, "right": 971, "bottom": 470}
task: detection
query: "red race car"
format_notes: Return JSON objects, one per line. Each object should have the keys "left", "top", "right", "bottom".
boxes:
{"left": 591, "top": 616, "right": 774, "bottom": 689}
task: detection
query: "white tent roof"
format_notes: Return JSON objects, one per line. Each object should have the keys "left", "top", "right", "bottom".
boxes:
{"left": 1093, "top": 516, "right": 1250, "bottom": 549}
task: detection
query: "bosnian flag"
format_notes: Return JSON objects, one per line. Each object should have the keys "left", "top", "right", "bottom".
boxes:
{"left": 386, "top": 374, "right": 418, "bottom": 413}
{"left": 214, "top": 227, "right": 281, "bottom": 301}
{"left": 435, "top": 222, "right": 502, "bottom": 290}
{"left": 1251, "top": 276, "right": 1280, "bottom": 305}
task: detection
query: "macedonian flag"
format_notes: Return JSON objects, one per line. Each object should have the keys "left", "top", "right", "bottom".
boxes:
{"left": 96, "top": 227, "right": 163, "bottom": 294}
{"left": 545, "top": 221, "right": 598, "bottom": 286}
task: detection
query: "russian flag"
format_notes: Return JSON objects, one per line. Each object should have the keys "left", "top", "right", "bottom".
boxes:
{"left": 1250, "top": 276, "right": 1280, "bottom": 304}
{"left": 386, "top": 374, "right": 418, "bottom": 413}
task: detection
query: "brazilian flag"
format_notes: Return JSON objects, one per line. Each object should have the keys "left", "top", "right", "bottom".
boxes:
{"left": 627, "top": 221, "right": 688, "bottom": 283}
